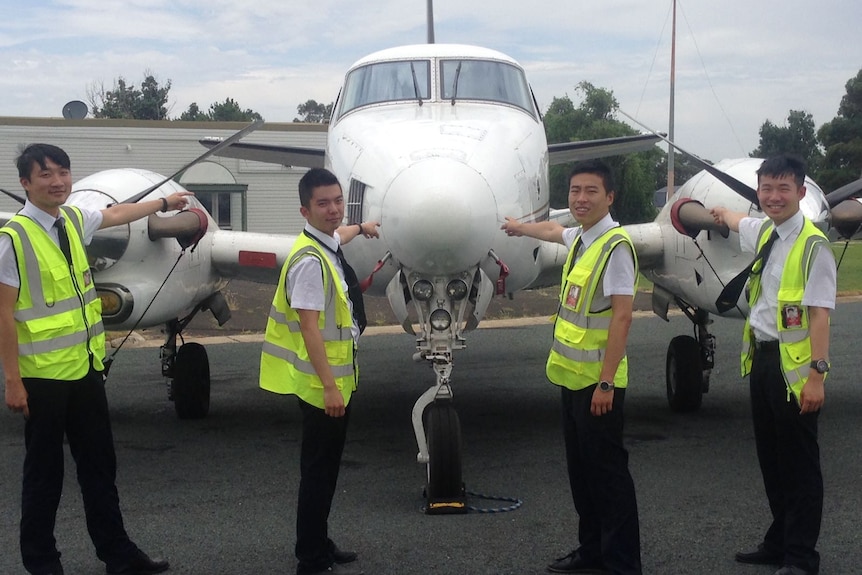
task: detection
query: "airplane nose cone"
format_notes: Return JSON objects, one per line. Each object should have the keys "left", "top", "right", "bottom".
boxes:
{"left": 382, "top": 159, "right": 497, "bottom": 275}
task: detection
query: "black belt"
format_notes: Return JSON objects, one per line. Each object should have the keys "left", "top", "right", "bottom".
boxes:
{"left": 754, "top": 339, "right": 779, "bottom": 351}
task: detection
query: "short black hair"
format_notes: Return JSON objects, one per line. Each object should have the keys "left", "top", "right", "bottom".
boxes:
{"left": 16, "top": 143, "right": 71, "bottom": 180}
{"left": 298, "top": 167, "right": 342, "bottom": 208}
{"left": 756, "top": 154, "right": 806, "bottom": 188}
{"left": 568, "top": 159, "right": 615, "bottom": 194}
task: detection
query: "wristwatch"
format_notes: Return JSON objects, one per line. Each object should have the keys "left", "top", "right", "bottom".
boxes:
{"left": 810, "top": 359, "right": 830, "bottom": 374}
{"left": 598, "top": 380, "right": 614, "bottom": 392}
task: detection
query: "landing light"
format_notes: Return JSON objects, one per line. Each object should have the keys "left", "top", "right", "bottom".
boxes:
{"left": 446, "top": 279, "right": 468, "bottom": 301}
{"left": 412, "top": 279, "right": 434, "bottom": 301}
{"left": 430, "top": 309, "right": 452, "bottom": 331}
{"left": 99, "top": 291, "right": 123, "bottom": 315}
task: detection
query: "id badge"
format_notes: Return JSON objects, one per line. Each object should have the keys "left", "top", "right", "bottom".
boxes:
{"left": 781, "top": 304, "right": 802, "bottom": 328}
{"left": 565, "top": 284, "right": 582, "bottom": 310}
{"left": 83, "top": 270, "right": 92, "bottom": 287}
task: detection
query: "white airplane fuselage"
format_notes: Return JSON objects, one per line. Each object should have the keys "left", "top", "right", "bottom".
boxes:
{"left": 324, "top": 45, "right": 553, "bottom": 335}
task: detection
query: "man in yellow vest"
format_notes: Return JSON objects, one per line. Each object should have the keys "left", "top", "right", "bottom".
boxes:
{"left": 0, "top": 144, "right": 192, "bottom": 575}
{"left": 711, "top": 155, "right": 835, "bottom": 575}
{"left": 502, "top": 160, "right": 641, "bottom": 575}
{"left": 259, "top": 168, "right": 378, "bottom": 575}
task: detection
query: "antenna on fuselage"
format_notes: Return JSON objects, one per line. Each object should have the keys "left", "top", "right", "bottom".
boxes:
{"left": 426, "top": 0, "right": 435, "bottom": 43}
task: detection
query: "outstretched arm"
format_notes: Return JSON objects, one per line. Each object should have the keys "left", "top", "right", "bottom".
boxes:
{"left": 337, "top": 221, "right": 380, "bottom": 245}
{"left": 710, "top": 207, "right": 746, "bottom": 232}
{"left": 99, "top": 192, "right": 194, "bottom": 229}
{"left": 501, "top": 217, "right": 566, "bottom": 244}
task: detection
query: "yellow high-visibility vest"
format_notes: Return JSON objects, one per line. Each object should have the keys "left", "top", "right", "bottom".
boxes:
{"left": 546, "top": 227, "right": 638, "bottom": 391}
{"left": 259, "top": 234, "right": 357, "bottom": 408}
{"left": 0, "top": 205, "right": 105, "bottom": 380}
{"left": 742, "top": 217, "right": 829, "bottom": 401}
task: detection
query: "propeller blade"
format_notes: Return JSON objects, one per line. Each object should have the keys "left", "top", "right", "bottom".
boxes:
{"left": 1, "top": 188, "right": 26, "bottom": 205}
{"left": 122, "top": 119, "right": 264, "bottom": 204}
{"left": 619, "top": 110, "right": 760, "bottom": 208}
{"left": 825, "top": 176, "right": 862, "bottom": 208}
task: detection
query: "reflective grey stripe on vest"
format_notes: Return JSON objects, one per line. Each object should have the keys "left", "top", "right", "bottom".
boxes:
{"left": 268, "top": 246, "right": 352, "bottom": 341}
{"left": 260, "top": 340, "right": 354, "bottom": 378}
{"left": 556, "top": 307, "right": 611, "bottom": 330}
{"left": 268, "top": 303, "right": 351, "bottom": 341}
{"left": 59, "top": 206, "right": 85, "bottom": 242}
{"left": 558, "top": 232, "right": 628, "bottom": 331}
{"left": 551, "top": 339, "right": 605, "bottom": 363}
{"left": 4, "top": 220, "right": 97, "bottom": 323}
{"left": 18, "top": 322, "right": 105, "bottom": 357}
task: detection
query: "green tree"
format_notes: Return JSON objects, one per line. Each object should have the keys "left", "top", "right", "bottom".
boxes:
{"left": 543, "top": 82, "right": 661, "bottom": 224}
{"left": 178, "top": 98, "right": 263, "bottom": 122}
{"left": 750, "top": 110, "right": 823, "bottom": 174}
{"left": 88, "top": 73, "right": 171, "bottom": 120}
{"left": 294, "top": 99, "right": 333, "bottom": 123}
{"left": 817, "top": 68, "right": 862, "bottom": 192}
{"left": 653, "top": 151, "right": 702, "bottom": 195}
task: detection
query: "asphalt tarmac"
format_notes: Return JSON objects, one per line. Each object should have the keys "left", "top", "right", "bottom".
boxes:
{"left": 2, "top": 303, "right": 861, "bottom": 575}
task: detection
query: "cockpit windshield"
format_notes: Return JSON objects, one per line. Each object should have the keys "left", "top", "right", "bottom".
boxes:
{"left": 440, "top": 59, "right": 534, "bottom": 115}
{"left": 338, "top": 60, "right": 431, "bottom": 116}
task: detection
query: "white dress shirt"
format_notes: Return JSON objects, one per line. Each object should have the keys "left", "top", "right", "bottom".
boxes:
{"left": 738, "top": 211, "right": 836, "bottom": 342}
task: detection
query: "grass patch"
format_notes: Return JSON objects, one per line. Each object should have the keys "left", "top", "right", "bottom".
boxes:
{"left": 833, "top": 241, "right": 862, "bottom": 295}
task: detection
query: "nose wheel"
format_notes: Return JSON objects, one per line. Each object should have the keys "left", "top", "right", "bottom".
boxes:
{"left": 425, "top": 401, "right": 465, "bottom": 513}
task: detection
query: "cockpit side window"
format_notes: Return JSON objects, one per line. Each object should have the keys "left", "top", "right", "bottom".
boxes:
{"left": 337, "top": 60, "right": 431, "bottom": 118}
{"left": 440, "top": 59, "right": 535, "bottom": 117}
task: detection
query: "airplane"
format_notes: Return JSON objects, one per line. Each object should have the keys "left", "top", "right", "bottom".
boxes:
{"left": 4, "top": 32, "right": 862, "bottom": 515}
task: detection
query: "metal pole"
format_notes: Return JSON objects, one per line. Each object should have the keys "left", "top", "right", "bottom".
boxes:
{"left": 427, "top": 0, "right": 435, "bottom": 44}
{"left": 667, "top": 0, "right": 676, "bottom": 202}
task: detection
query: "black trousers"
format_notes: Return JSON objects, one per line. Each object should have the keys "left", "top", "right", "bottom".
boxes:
{"left": 295, "top": 398, "right": 351, "bottom": 575}
{"left": 750, "top": 347, "right": 822, "bottom": 573}
{"left": 21, "top": 369, "right": 136, "bottom": 574}
{"left": 561, "top": 385, "right": 642, "bottom": 575}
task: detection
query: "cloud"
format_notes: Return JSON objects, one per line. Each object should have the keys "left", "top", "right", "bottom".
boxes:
{"left": 0, "top": 0, "right": 860, "bottom": 161}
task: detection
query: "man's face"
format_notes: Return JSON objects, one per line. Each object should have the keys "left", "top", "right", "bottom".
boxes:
{"left": 300, "top": 183, "right": 344, "bottom": 236}
{"left": 20, "top": 158, "right": 72, "bottom": 215}
{"left": 568, "top": 172, "right": 613, "bottom": 230}
{"left": 756, "top": 173, "right": 805, "bottom": 226}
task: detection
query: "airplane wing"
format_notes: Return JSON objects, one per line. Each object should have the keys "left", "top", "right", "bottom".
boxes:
{"left": 198, "top": 139, "right": 326, "bottom": 169}
{"left": 548, "top": 134, "right": 661, "bottom": 166}
{"left": 209, "top": 229, "right": 299, "bottom": 284}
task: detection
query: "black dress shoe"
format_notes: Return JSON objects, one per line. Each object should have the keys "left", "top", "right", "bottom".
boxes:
{"left": 329, "top": 541, "right": 358, "bottom": 564}
{"left": 106, "top": 549, "right": 169, "bottom": 574}
{"left": 547, "top": 549, "right": 605, "bottom": 573}
{"left": 735, "top": 543, "right": 782, "bottom": 566}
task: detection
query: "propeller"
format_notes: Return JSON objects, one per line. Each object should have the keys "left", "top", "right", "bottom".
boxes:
{"left": 121, "top": 119, "right": 264, "bottom": 204}
{"left": 1, "top": 188, "right": 26, "bottom": 205}
{"left": 824, "top": 176, "right": 862, "bottom": 208}
{"left": 619, "top": 110, "right": 760, "bottom": 208}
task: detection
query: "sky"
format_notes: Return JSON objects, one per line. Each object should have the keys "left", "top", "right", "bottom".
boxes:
{"left": 1, "top": 0, "right": 860, "bottom": 163}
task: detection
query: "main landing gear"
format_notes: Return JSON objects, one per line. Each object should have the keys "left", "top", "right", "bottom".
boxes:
{"left": 666, "top": 306, "right": 715, "bottom": 412}
{"left": 159, "top": 291, "right": 230, "bottom": 419}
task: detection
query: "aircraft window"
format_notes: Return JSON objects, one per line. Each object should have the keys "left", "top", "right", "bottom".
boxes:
{"left": 338, "top": 60, "right": 431, "bottom": 116}
{"left": 440, "top": 59, "right": 535, "bottom": 115}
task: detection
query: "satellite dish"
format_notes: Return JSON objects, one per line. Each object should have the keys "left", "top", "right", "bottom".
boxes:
{"left": 62, "top": 100, "right": 88, "bottom": 119}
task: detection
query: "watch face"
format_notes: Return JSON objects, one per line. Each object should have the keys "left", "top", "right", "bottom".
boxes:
{"left": 599, "top": 380, "right": 613, "bottom": 391}
{"left": 817, "top": 360, "right": 830, "bottom": 373}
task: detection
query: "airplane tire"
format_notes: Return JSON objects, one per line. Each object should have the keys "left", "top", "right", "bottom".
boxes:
{"left": 666, "top": 335, "right": 703, "bottom": 412}
{"left": 172, "top": 342, "right": 211, "bottom": 419}
{"left": 426, "top": 402, "right": 463, "bottom": 500}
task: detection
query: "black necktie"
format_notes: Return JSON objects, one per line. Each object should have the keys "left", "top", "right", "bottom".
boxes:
{"left": 54, "top": 218, "right": 73, "bottom": 265}
{"left": 566, "top": 235, "right": 584, "bottom": 277}
{"left": 336, "top": 246, "right": 367, "bottom": 335}
{"left": 715, "top": 230, "right": 779, "bottom": 313}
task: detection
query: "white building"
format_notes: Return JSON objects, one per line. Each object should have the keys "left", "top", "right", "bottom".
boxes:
{"left": 0, "top": 117, "right": 327, "bottom": 234}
